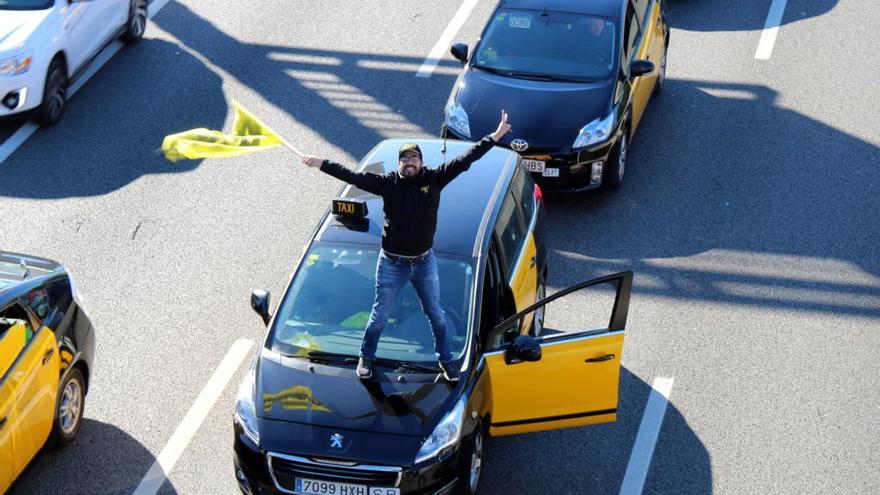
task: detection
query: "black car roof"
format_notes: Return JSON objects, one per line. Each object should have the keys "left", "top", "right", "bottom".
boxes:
{"left": 315, "top": 139, "right": 519, "bottom": 259}
{"left": 0, "top": 251, "right": 63, "bottom": 301}
{"left": 500, "top": 0, "right": 623, "bottom": 18}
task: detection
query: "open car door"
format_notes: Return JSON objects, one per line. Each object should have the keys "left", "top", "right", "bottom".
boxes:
{"left": 483, "top": 271, "right": 632, "bottom": 436}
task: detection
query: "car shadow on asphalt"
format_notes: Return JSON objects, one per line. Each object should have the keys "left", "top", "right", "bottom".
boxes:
{"left": 541, "top": 78, "right": 880, "bottom": 318}
{"left": 7, "top": 418, "right": 178, "bottom": 495}
{"left": 665, "top": 0, "right": 837, "bottom": 32}
{"left": 480, "top": 367, "right": 710, "bottom": 494}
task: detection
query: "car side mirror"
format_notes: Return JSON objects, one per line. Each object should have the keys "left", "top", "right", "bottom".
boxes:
{"left": 450, "top": 43, "right": 469, "bottom": 65}
{"left": 251, "top": 290, "right": 271, "bottom": 326}
{"left": 505, "top": 335, "right": 542, "bottom": 364}
{"left": 630, "top": 59, "right": 655, "bottom": 78}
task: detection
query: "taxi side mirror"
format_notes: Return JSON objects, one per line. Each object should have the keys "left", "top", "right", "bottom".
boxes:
{"left": 505, "top": 335, "right": 542, "bottom": 365}
{"left": 251, "top": 290, "right": 271, "bottom": 326}
{"left": 630, "top": 59, "right": 655, "bottom": 78}
{"left": 451, "top": 43, "right": 469, "bottom": 65}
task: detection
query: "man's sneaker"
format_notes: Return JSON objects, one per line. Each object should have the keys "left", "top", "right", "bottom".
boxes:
{"left": 356, "top": 357, "right": 373, "bottom": 379}
{"left": 439, "top": 362, "right": 460, "bottom": 382}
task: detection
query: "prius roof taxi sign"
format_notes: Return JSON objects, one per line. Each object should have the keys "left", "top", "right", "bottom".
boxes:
{"left": 332, "top": 198, "right": 368, "bottom": 219}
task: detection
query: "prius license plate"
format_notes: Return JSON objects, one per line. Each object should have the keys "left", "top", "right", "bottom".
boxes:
{"left": 542, "top": 167, "right": 559, "bottom": 177}
{"left": 522, "top": 159, "right": 545, "bottom": 173}
{"left": 294, "top": 478, "right": 399, "bottom": 495}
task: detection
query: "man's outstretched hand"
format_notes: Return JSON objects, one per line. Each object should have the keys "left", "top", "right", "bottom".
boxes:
{"left": 302, "top": 156, "right": 324, "bottom": 168}
{"left": 490, "top": 110, "right": 512, "bottom": 142}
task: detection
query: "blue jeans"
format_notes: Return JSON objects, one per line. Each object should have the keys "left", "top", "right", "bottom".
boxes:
{"left": 360, "top": 250, "right": 452, "bottom": 364}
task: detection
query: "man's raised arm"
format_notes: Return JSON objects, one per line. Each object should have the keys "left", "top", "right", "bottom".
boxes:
{"left": 303, "top": 156, "right": 389, "bottom": 196}
{"left": 437, "top": 110, "right": 512, "bottom": 188}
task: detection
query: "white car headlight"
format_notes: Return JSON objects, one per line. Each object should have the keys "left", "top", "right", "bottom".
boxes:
{"left": 415, "top": 398, "right": 466, "bottom": 464}
{"left": 445, "top": 101, "right": 471, "bottom": 138}
{"left": 234, "top": 366, "right": 260, "bottom": 444}
{"left": 572, "top": 112, "right": 615, "bottom": 149}
{"left": 0, "top": 51, "right": 33, "bottom": 76}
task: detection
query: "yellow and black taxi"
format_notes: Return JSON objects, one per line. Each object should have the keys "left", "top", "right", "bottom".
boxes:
{"left": 0, "top": 252, "right": 95, "bottom": 494}
{"left": 232, "top": 139, "right": 633, "bottom": 495}
{"left": 443, "top": 0, "right": 669, "bottom": 192}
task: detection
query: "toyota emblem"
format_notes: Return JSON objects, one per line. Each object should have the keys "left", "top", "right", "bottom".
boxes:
{"left": 510, "top": 139, "right": 529, "bottom": 152}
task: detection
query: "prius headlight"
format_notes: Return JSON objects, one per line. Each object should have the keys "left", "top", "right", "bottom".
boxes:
{"left": 234, "top": 365, "right": 260, "bottom": 444}
{"left": 572, "top": 112, "right": 615, "bottom": 149}
{"left": 0, "top": 51, "right": 33, "bottom": 76}
{"left": 415, "top": 398, "right": 466, "bottom": 464}
{"left": 445, "top": 101, "right": 471, "bottom": 138}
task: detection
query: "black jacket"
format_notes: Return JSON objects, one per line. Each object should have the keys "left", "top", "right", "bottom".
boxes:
{"left": 319, "top": 137, "right": 496, "bottom": 256}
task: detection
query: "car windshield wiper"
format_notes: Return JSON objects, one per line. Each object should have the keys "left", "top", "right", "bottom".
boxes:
{"left": 506, "top": 71, "right": 594, "bottom": 83}
{"left": 472, "top": 64, "right": 509, "bottom": 76}
{"left": 306, "top": 351, "right": 358, "bottom": 363}
{"left": 375, "top": 359, "right": 440, "bottom": 374}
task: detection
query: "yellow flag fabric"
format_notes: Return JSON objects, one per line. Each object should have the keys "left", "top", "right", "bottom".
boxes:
{"left": 161, "top": 102, "right": 284, "bottom": 162}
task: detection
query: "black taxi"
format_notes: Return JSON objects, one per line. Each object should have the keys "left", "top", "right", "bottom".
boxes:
{"left": 443, "top": 0, "right": 669, "bottom": 192}
{"left": 232, "top": 139, "right": 633, "bottom": 494}
{"left": 0, "top": 252, "right": 95, "bottom": 494}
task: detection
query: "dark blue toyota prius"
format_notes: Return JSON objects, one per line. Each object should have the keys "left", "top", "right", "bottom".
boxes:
{"left": 443, "top": 0, "right": 669, "bottom": 192}
{"left": 232, "top": 139, "right": 633, "bottom": 495}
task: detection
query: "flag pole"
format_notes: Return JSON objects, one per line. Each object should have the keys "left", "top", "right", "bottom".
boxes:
{"left": 280, "top": 138, "right": 305, "bottom": 158}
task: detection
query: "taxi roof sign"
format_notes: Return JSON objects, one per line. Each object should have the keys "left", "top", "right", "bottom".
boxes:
{"left": 332, "top": 198, "right": 368, "bottom": 219}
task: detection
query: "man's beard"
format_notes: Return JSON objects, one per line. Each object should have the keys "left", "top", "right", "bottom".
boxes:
{"left": 400, "top": 165, "right": 419, "bottom": 177}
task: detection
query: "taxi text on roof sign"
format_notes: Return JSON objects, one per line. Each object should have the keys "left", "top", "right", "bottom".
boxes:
{"left": 332, "top": 198, "right": 368, "bottom": 218}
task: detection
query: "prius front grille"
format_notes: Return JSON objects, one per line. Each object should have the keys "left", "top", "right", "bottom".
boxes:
{"left": 268, "top": 452, "right": 402, "bottom": 491}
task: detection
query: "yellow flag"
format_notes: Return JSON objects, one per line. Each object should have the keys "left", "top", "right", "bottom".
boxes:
{"left": 161, "top": 101, "right": 285, "bottom": 162}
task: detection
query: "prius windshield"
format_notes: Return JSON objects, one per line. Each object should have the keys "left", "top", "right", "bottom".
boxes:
{"left": 0, "top": 0, "right": 54, "bottom": 10}
{"left": 268, "top": 245, "right": 475, "bottom": 364}
{"left": 473, "top": 9, "right": 618, "bottom": 81}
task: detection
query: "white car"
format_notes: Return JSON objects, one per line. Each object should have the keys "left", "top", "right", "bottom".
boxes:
{"left": 0, "top": 0, "right": 147, "bottom": 126}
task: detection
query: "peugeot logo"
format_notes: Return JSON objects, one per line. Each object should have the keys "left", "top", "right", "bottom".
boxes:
{"left": 510, "top": 139, "right": 529, "bottom": 152}
{"left": 330, "top": 433, "right": 344, "bottom": 449}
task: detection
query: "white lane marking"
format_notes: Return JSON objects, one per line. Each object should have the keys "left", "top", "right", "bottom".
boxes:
{"left": 0, "top": 0, "right": 171, "bottom": 165}
{"left": 416, "top": 0, "right": 480, "bottom": 78}
{"left": 131, "top": 339, "right": 254, "bottom": 495}
{"left": 755, "top": 0, "right": 789, "bottom": 60}
{"left": 619, "top": 376, "right": 675, "bottom": 495}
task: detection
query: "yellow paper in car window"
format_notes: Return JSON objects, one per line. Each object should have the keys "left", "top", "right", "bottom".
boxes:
{"left": 0, "top": 322, "right": 27, "bottom": 377}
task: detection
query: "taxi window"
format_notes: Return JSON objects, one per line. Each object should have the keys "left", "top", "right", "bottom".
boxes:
{"left": 511, "top": 169, "right": 535, "bottom": 225}
{"left": 494, "top": 191, "right": 526, "bottom": 273}
{"left": 268, "top": 245, "right": 475, "bottom": 363}
{"left": 623, "top": 4, "right": 642, "bottom": 62}
{"left": 0, "top": 303, "right": 33, "bottom": 379}
{"left": 632, "top": 0, "right": 651, "bottom": 25}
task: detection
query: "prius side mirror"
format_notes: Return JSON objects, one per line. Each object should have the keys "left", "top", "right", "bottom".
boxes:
{"left": 505, "top": 335, "right": 542, "bottom": 365}
{"left": 630, "top": 59, "right": 655, "bottom": 78}
{"left": 450, "top": 43, "right": 469, "bottom": 65}
{"left": 251, "top": 290, "right": 271, "bottom": 326}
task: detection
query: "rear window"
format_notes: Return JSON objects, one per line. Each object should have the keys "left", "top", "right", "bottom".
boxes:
{"left": 267, "top": 245, "right": 475, "bottom": 363}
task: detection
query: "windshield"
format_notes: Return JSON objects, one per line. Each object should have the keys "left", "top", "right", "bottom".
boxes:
{"left": 0, "top": 0, "right": 53, "bottom": 10}
{"left": 267, "top": 245, "right": 475, "bottom": 364}
{"left": 473, "top": 9, "right": 617, "bottom": 81}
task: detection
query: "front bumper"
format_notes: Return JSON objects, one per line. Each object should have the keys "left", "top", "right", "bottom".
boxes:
{"left": 0, "top": 71, "right": 43, "bottom": 118}
{"left": 445, "top": 127, "right": 617, "bottom": 193}
{"left": 233, "top": 424, "right": 462, "bottom": 495}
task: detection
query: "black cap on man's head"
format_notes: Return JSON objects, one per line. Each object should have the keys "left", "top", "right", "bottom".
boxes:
{"left": 398, "top": 143, "right": 422, "bottom": 159}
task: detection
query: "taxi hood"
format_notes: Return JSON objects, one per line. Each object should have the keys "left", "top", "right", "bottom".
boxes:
{"left": 256, "top": 354, "right": 458, "bottom": 437}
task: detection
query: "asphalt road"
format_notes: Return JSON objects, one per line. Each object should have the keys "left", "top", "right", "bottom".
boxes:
{"left": 2, "top": 0, "right": 878, "bottom": 494}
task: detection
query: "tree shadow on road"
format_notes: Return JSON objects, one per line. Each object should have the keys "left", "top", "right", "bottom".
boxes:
{"left": 665, "top": 0, "right": 838, "bottom": 32}
{"left": 8, "top": 418, "right": 178, "bottom": 495}
{"left": 542, "top": 78, "right": 880, "bottom": 318}
{"left": 481, "top": 367, "right": 711, "bottom": 494}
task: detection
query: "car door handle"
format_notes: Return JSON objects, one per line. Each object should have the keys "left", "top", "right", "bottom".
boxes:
{"left": 530, "top": 256, "right": 536, "bottom": 268}
{"left": 585, "top": 354, "right": 615, "bottom": 363}
{"left": 42, "top": 348, "right": 55, "bottom": 365}
{"left": 0, "top": 417, "right": 6, "bottom": 430}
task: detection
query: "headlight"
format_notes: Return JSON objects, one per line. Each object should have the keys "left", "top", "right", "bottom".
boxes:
{"left": 445, "top": 101, "right": 471, "bottom": 138}
{"left": 0, "top": 51, "right": 33, "bottom": 76}
{"left": 572, "top": 112, "right": 615, "bottom": 149}
{"left": 234, "top": 366, "right": 260, "bottom": 444}
{"left": 415, "top": 398, "right": 466, "bottom": 464}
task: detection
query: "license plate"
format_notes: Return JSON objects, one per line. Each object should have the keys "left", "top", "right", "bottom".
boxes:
{"left": 522, "top": 159, "right": 545, "bottom": 173}
{"left": 542, "top": 167, "right": 559, "bottom": 177}
{"left": 294, "top": 478, "right": 399, "bottom": 495}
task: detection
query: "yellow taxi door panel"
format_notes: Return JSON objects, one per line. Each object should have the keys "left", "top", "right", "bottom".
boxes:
{"left": 486, "top": 331, "right": 624, "bottom": 436}
{"left": 12, "top": 327, "right": 60, "bottom": 475}
{"left": 509, "top": 232, "right": 538, "bottom": 316}
{"left": 0, "top": 373, "right": 17, "bottom": 493}
{"left": 629, "top": 5, "right": 660, "bottom": 134}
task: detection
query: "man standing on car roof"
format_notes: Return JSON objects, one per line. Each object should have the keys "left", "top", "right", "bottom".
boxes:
{"left": 302, "top": 111, "right": 512, "bottom": 381}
